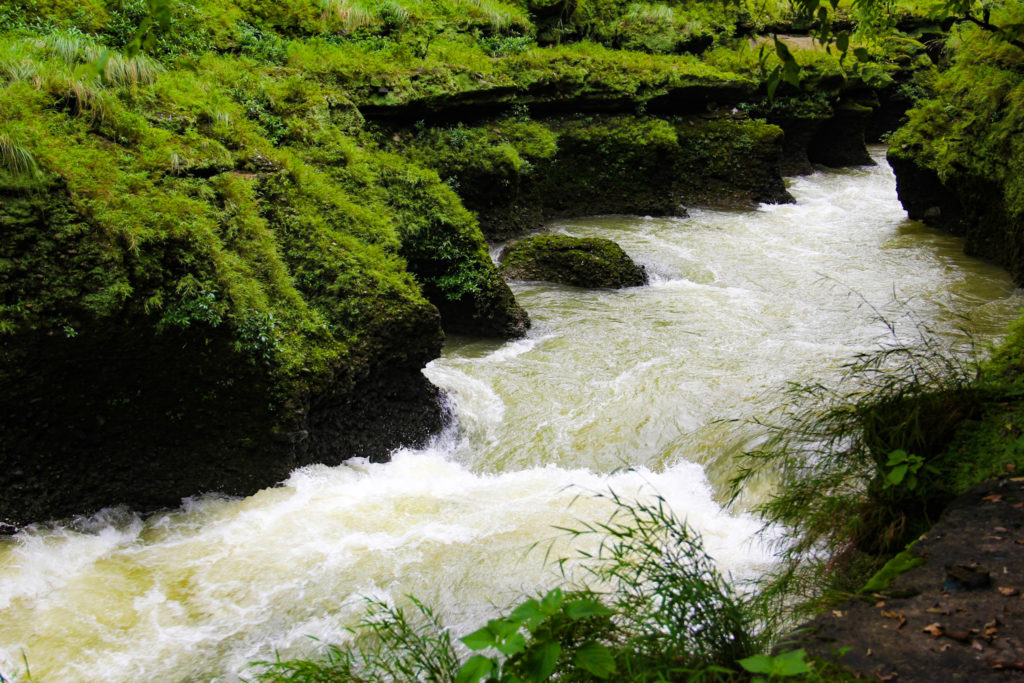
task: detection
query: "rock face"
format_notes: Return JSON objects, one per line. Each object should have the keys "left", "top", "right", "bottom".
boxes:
{"left": 393, "top": 115, "right": 794, "bottom": 241}
{"left": 888, "top": 150, "right": 1024, "bottom": 284}
{"left": 0, "top": 140, "right": 520, "bottom": 531}
{"left": 807, "top": 99, "right": 876, "bottom": 167}
{"left": 0, "top": 311, "right": 445, "bottom": 533}
{"left": 499, "top": 235, "right": 648, "bottom": 289}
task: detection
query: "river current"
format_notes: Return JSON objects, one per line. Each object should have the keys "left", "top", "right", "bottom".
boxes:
{"left": 1, "top": 148, "right": 1021, "bottom": 681}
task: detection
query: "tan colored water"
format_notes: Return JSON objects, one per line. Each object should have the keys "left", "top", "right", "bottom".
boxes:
{"left": 1, "top": 149, "right": 1020, "bottom": 681}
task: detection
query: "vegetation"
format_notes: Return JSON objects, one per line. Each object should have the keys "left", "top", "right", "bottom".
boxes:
{"left": 728, "top": 315, "right": 986, "bottom": 606}
{"left": 3, "top": 0, "right": 1023, "bottom": 677}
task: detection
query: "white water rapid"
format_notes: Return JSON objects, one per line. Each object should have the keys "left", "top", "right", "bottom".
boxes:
{"left": 1, "top": 148, "right": 1021, "bottom": 681}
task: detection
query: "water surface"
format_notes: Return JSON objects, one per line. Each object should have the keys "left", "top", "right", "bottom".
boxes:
{"left": 1, "top": 149, "right": 1019, "bottom": 681}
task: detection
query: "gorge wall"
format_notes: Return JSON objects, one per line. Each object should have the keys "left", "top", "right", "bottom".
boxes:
{"left": 0, "top": 0, "right": 921, "bottom": 530}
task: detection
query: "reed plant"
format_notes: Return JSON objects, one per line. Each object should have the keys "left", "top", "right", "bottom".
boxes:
{"left": 0, "top": 133, "right": 39, "bottom": 178}
{"left": 251, "top": 598, "right": 461, "bottom": 682}
{"left": 729, "top": 314, "right": 985, "bottom": 612}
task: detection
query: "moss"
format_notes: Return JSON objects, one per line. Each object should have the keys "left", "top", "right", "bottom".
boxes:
{"left": 888, "top": 8, "right": 1024, "bottom": 280}
{"left": 0, "top": 24, "right": 528, "bottom": 525}
{"left": 499, "top": 234, "right": 647, "bottom": 288}
{"left": 857, "top": 548, "right": 925, "bottom": 594}
{"left": 387, "top": 113, "right": 791, "bottom": 238}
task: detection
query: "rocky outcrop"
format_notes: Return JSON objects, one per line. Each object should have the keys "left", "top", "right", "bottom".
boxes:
{"left": 392, "top": 114, "right": 794, "bottom": 242}
{"left": 0, "top": 308, "right": 444, "bottom": 533}
{"left": 768, "top": 93, "right": 882, "bottom": 174}
{"left": 888, "top": 150, "right": 1024, "bottom": 284}
{"left": 0, "top": 135, "right": 519, "bottom": 530}
{"left": 807, "top": 99, "right": 876, "bottom": 167}
{"left": 499, "top": 234, "right": 648, "bottom": 288}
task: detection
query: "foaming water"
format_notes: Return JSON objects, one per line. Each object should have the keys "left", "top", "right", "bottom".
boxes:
{"left": 0, "top": 442, "right": 769, "bottom": 681}
{"left": 1, "top": 149, "right": 1020, "bottom": 681}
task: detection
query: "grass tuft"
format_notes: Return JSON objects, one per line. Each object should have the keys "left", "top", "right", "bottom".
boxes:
{"left": 729, "top": 310, "right": 985, "bottom": 613}
{"left": 251, "top": 597, "right": 461, "bottom": 682}
{"left": 0, "top": 133, "right": 40, "bottom": 178}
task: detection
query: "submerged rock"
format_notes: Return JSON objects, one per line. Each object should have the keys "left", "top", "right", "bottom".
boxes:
{"left": 499, "top": 235, "right": 648, "bottom": 289}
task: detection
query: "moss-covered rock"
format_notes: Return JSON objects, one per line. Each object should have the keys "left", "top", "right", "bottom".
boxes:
{"left": 499, "top": 234, "right": 647, "bottom": 288}
{"left": 0, "top": 32, "right": 526, "bottom": 529}
{"left": 887, "top": 15, "right": 1024, "bottom": 283}
{"left": 392, "top": 114, "right": 792, "bottom": 240}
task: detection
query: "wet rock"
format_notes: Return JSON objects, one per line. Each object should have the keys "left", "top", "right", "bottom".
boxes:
{"left": 807, "top": 99, "right": 876, "bottom": 167}
{"left": 499, "top": 234, "right": 648, "bottom": 289}
{"left": 789, "top": 478, "right": 1024, "bottom": 681}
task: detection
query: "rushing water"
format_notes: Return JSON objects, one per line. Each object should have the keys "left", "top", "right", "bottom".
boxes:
{"left": 1, "top": 149, "right": 1021, "bottom": 681}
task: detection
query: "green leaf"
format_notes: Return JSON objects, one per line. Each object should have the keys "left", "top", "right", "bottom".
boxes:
{"left": 539, "top": 589, "right": 564, "bottom": 615}
{"left": 836, "top": 31, "right": 850, "bottom": 53}
{"left": 456, "top": 655, "right": 495, "bottom": 683}
{"left": 573, "top": 641, "right": 616, "bottom": 678}
{"left": 774, "top": 36, "right": 793, "bottom": 62}
{"left": 885, "top": 464, "right": 908, "bottom": 488}
{"left": 488, "top": 618, "right": 520, "bottom": 639}
{"left": 738, "top": 649, "right": 812, "bottom": 677}
{"left": 886, "top": 449, "right": 909, "bottom": 466}
{"left": 738, "top": 654, "right": 775, "bottom": 674}
{"left": 461, "top": 627, "right": 498, "bottom": 651}
{"left": 766, "top": 68, "right": 782, "bottom": 102}
{"left": 508, "top": 599, "right": 541, "bottom": 625}
{"left": 525, "top": 641, "right": 561, "bottom": 682}
{"left": 782, "top": 60, "right": 801, "bottom": 88}
{"left": 496, "top": 632, "right": 527, "bottom": 656}
{"left": 563, "top": 599, "right": 613, "bottom": 620}
{"left": 774, "top": 649, "right": 812, "bottom": 676}
{"left": 853, "top": 47, "right": 871, "bottom": 61}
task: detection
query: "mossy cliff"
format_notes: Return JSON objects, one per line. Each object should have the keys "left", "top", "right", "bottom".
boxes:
{"left": 387, "top": 114, "right": 793, "bottom": 240}
{"left": 887, "top": 9, "right": 1024, "bottom": 284}
{"left": 0, "top": 0, "right": 921, "bottom": 528}
{"left": 0, "top": 29, "right": 529, "bottom": 529}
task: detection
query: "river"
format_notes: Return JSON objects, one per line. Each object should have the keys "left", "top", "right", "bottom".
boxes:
{"left": 1, "top": 148, "right": 1020, "bottom": 681}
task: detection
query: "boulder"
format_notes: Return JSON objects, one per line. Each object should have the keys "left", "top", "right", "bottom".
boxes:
{"left": 499, "top": 235, "right": 648, "bottom": 288}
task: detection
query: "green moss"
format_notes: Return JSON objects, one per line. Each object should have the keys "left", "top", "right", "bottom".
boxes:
{"left": 0, "top": 26, "right": 528, "bottom": 417}
{"left": 857, "top": 548, "right": 925, "bottom": 594}
{"left": 890, "top": 18, "right": 1024, "bottom": 219}
{"left": 385, "top": 113, "right": 789, "bottom": 238}
{"left": 499, "top": 234, "right": 647, "bottom": 288}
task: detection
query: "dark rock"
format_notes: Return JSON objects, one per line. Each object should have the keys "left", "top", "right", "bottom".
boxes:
{"left": 499, "top": 235, "right": 648, "bottom": 289}
{"left": 788, "top": 478, "right": 1024, "bottom": 682}
{"left": 807, "top": 99, "right": 876, "bottom": 167}
{"left": 444, "top": 115, "right": 794, "bottom": 241}
{"left": 771, "top": 117, "right": 820, "bottom": 176}
{"left": 888, "top": 148, "right": 1024, "bottom": 285}
{"left": 0, "top": 306, "right": 445, "bottom": 533}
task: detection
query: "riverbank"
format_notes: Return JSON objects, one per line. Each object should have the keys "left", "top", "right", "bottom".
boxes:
{"left": 792, "top": 477, "right": 1024, "bottom": 681}
{"left": 0, "top": 0, "right": 921, "bottom": 529}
